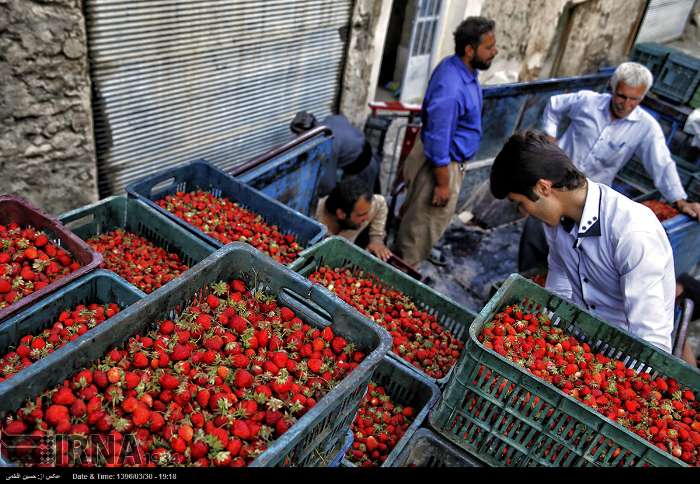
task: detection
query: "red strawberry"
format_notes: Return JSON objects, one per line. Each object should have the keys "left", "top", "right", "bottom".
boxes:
{"left": 160, "top": 373, "right": 180, "bottom": 390}
{"left": 233, "top": 369, "right": 254, "bottom": 389}
{"left": 45, "top": 405, "right": 69, "bottom": 427}
{"left": 52, "top": 387, "right": 76, "bottom": 406}
{"left": 308, "top": 358, "right": 323, "bottom": 374}
{"left": 279, "top": 307, "right": 295, "bottom": 322}
{"left": 4, "top": 420, "right": 27, "bottom": 435}
{"left": 206, "top": 294, "right": 220, "bottom": 309}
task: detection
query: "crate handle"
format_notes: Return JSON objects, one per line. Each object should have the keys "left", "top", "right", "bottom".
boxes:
{"left": 150, "top": 177, "right": 177, "bottom": 197}
{"left": 278, "top": 287, "right": 333, "bottom": 328}
{"left": 62, "top": 213, "right": 94, "bottom": 230}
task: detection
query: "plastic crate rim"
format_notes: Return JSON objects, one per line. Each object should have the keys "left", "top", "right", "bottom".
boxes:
{"left": 127, "top": 159, "right": 327, "bottom": 240}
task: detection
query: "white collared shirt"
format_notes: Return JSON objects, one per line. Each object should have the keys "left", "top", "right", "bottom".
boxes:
{"left": 544, "top": 180, "right": 676, "bottom": 352}
{"left": 542, "top": 90, "right": 687, "bottom": 203}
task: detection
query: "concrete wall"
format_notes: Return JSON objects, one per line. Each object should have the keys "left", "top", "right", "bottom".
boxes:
{"left": 0, "top": 0, "right": 98, "bottom": 215}
{"left": 480, "top": 0, "right": 645, "bottom": 84}
{"left": 338, "top": 0, "right": 394, "bottom": 128}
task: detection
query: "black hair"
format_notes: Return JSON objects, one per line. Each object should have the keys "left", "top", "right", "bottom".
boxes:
{"left": 325, "top": 176, "right": 372, "bottom": 216}
{"left": 490, "top": 130, "right": 586, "bottom": 201}
{"left": 454, "top": 17, "right": 495, "bottom": 57}
{"left": 290, "top": 111, "right": 318, "bottom": 134}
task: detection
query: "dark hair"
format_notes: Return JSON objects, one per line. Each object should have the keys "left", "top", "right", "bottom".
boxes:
{"left": 325, "top": 176, "right": 372, "bottom": 216}
{"left": 290, "top": 111, "right": 318, "bottom": 134}
{"left": 490, "top": 130, "right": 586, "bottom": 201}
{"left": 454, "top": 17, "right": 495, "bottom": 57}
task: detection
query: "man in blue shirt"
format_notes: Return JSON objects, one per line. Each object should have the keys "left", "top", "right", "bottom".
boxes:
{"left": 396, "top": 17, "right": 497, "bottom": 267}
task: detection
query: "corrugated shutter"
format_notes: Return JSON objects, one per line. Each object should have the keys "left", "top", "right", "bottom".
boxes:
{"left": 85, "top": 0, "right": 353, "bottom": 196}
{"left": 636, "top": 0, "right": 696, "bottom": 43}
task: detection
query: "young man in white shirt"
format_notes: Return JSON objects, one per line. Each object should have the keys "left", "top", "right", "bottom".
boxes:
{"left": 519, "top": 62, "right": 700, "bottom": 271}
{"left": 315, "top": 176, "right": 392, "bottom": 261}
{"left": 491, "top": 130, "right": 676, "bottom": 353}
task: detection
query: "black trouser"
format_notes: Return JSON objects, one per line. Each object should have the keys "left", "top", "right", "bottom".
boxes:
{"left": 519, "top": 216, "right": 549, "bottom": 273}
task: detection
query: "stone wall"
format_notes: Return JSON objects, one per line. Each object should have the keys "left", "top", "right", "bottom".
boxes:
{"left": 480, "top": 0, "right": 645, "bottom": 83}
{"left": 0, "top": 0, "right": 97, "bottom": 216}
{"left": 338, "top": 0, "right": 394, "bottom": 128}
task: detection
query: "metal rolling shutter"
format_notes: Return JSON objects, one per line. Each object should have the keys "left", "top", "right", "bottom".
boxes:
{"left": 85, "top": 0, "right": 353, "bottom": 196}
{"left": 636, "top": 0, "right": 696, "bottom": 43}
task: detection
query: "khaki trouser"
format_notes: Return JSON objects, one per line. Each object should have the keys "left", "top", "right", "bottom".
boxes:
{"left": 395, "top": 138, "right": 466, "bottom": 267}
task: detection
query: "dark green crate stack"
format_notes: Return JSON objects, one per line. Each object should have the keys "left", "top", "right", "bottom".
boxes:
{"left": 654, "top": 50, "right": 700, "bottom": 104}
{"left": 342, "top": 356, "right": 440, "bottom": 467}
{"left": 0, "top": 244, "right": 392, "bottom": 467}
{"left": 630, "top": 43, "right": 671, "bottom": 78}
{"left": 289, "top": 236, "right": 478, "bottom": 385}
{"left": 690, "top": 84, "right": 700, "bottom": 109}
{"left": 430, "top": 274, "right": 700, "bottom": 467}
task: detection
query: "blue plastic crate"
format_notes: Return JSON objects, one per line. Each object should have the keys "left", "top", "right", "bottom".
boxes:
{"left": 653, "top": 51, "right": 700, "bottom": 104}
{"left": 617, "top": 155, "right": 698, "bottom": 192}
{"left": 328, "top": 430, "right": 353, "bottom": 467}
{"left": 342, "top": 356, "right": 441, "bottom": 467}
{"left": 125, "top": 160, "right": 326, "bottom": 262}
{"left": 630, "top": 43, "right": 671, "bottom": 78}
{"left": 236, "top": 130, "right": 332, "bottom": 216}
{"left": 611, "top": 176, "right": 651, "bottom": 201}
{"left": 638, "top": 187, "right": 700, "bottom": 276}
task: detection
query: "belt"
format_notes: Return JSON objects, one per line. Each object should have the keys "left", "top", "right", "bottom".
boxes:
{"left": 453, "top": 160, "right": 469, "bottom": 172}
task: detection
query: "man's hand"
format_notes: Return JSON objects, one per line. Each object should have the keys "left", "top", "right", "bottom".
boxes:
{"left": 367, "top": 241, "right": 392, "bottom": 261}
{"left": 431, "top": 165, "right": 451, "bottom": 207}
{"left": 432, "top": 185, "right": 451, "bottom": 207}
{"left": 675, "top": 199, "right": 700, "bottom": 220}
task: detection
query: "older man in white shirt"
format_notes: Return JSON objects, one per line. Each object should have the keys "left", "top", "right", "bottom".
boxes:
{"left": 519, "top": 62, "right": 700, "bottom": 272}
{"left": 492, "top": 130, "right": 675, "bottom": 352}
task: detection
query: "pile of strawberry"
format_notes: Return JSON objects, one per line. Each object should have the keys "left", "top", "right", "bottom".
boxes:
{"left": 641, "top": 200, "right": 679, "bottom": 222}
{"left": 156, "top": 191, "right": 302, "bottom": 264}
{"left": 1, "top": 279, "right": 366, "bottom": 467}
{"left": 345, "top": 382, "right": 414, "bottom": 467}
{"left": 309, "top": 266, "right": 463, "bottom": 380}
{"left": 0, "top": 303, "right": 120, "bottom": 383}
{"left": 0, "top": 223, "right": 80, "bottom": 309}
{"left": 478, "top": 303, "right": 700, "bottom": 466}
{"left": 530, "top": 273, "right": 546, "bottom": 287}
{"left": 87, "top": 228, "right": 190, "bottom": 293}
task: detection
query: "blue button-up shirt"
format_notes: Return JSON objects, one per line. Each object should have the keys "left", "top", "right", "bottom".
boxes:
{"left": 544, "top": 179, "right": 675, "bottom": 352}
{"left": 542, "top": 90, "right": 686, "bottom": 203}
{"left": 421, "top": 55, "right": 483, "bottom": 167}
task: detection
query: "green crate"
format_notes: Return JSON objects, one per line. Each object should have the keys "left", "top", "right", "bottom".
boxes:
{"left": 618, "top": 155, "right": 697, "bottom": 192}
{"left": 393, "top": 428, "right": 482, "bottom": 467}
{"left": 0, "top": 244, "right": 391, "bottom": 467}
{"left": 289, "top": 236, "right": 478, "bottom": 385}
{"left": 630, "top": 43, "right": 671, "bottom": 78}
{"left": 59, "top": 196, "right": 216, "bottom": 292}
{"left": 690, "top": 85, "right": 700, "bottom": 109}
{"left": 430, "top": 274, "right": 700, "bottom": 467}
{"left": 342, "top": 356, "right": 441, "bottom": 467}
{"left": 0, "top": 270, "right": 145, "bottom": 393}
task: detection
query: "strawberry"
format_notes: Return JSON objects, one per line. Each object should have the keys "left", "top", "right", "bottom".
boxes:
{"left": 51, "top": 386, "right": 75, "bottom": 406}
{"left": 160, "top": 373, "right": 180, "bottom": 390}
{"left": 233, "top": 369, "right": 254, "bottom": 389}
{"left": 45, "top": 405, "right": 69, "bottom": 427}
{"left": 4, "top": 420, "right": 27, "bottom": 435}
